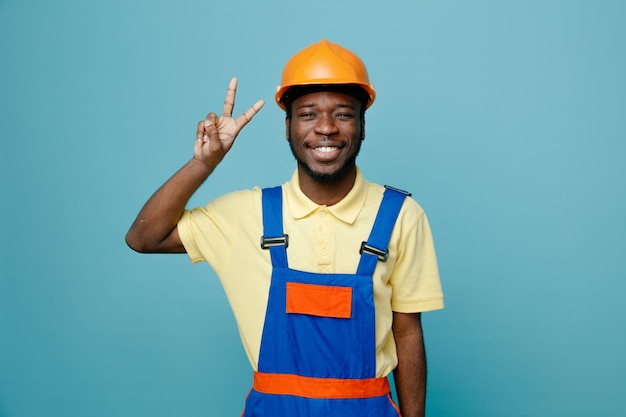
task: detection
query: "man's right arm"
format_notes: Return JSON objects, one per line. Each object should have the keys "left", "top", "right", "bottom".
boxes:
{"left": 125, "top": 158, "right": 213, "bottom": 253}
{"left": 125, "top": 77, "right": 264, "bottom": 253}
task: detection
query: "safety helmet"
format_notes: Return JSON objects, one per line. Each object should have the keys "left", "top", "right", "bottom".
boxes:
{"left": 275, "top": 39, "right": 376, "bottom": 111}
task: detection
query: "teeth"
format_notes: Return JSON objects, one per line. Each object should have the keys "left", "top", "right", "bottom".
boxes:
{"left": 316, "top": 146, "right": 337, "bottom": 153}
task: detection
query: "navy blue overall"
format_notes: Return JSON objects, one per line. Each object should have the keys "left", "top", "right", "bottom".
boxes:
{"left": 241, "top": 186, "right": 408, "bottom": 417}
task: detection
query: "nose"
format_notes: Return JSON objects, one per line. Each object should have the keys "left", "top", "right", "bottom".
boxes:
{"left": 314, "top": 114, "right": 339, "bottom": 136}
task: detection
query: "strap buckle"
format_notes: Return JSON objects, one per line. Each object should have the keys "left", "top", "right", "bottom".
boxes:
{"left": 359, "top": 242, "right": 389, "bottom": 262}
{"left": 384, "top": 185, "right": 412, "bottom": 196}
{"left": 260, "top": 234, "right": 289, "bottom": 249}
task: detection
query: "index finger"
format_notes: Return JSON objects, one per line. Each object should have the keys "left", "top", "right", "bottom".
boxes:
{"left": 234, "top": 99, "right": 265, "bottom": 129}
{"left": 222, "top": 77, "right": 238, "bottom": 118}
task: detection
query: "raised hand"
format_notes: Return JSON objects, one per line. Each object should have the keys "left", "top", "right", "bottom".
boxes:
{"left": 194, "top": 77, "right": 265, "bottom": 167}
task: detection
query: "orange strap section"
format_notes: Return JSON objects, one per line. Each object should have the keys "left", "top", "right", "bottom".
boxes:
{"left": 286, "top": 282, "right": 352, "bottom": 319}
{"left": 253, "top": 372, "right": 390, "bottom": 399}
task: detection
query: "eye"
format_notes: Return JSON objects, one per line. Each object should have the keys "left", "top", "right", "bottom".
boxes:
{"left": 336, "top": 112, "right": 355, "bottom": 120}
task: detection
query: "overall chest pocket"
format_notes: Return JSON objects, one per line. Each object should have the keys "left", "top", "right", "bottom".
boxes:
{"left": 286, "top": 282, "right": 352, "bottom": 319}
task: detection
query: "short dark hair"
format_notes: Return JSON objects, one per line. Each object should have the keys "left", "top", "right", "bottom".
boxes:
{"left": 283, "top": 84, "right": 369, "bottom": 120}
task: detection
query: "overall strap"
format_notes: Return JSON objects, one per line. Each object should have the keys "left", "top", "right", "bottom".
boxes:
{"left": 356, "top": 186, "right": 410, "bottom": 276}
{"left": 261, "top": 186, "right": 288, "bottom": 268}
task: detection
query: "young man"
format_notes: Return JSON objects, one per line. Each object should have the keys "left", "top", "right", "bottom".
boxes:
{"left": 126, "top": 39, "right": 443, "bottom": 417}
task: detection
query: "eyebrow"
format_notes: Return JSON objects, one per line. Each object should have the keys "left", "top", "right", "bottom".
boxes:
{"left": 295, "top": 103, "right": 356, "bottom": 110}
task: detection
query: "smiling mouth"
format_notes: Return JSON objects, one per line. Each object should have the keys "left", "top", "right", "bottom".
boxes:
{"left": 309, "top": 144, "right": 342, "bottom": 161}
{"left": 316, "top": 146, "right": 339, "bottom": 153}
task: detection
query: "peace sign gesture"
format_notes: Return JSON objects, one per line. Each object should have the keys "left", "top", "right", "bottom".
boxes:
{"left": 194, "top": 77, "right": 264, "bottom": 167}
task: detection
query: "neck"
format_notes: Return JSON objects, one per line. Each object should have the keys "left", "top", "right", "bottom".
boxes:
{"left": 297, "top": 166, "right": 357, "bottom": 206}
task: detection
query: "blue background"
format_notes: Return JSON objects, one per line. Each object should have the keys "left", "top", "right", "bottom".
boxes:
{"left": 1, "top": 0, "right": 625, "bottom": 416}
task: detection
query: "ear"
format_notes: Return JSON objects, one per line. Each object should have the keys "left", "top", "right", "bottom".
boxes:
{"left": 360, "top": 118, "right": 366, "bottom": 141}
{"left": 285, "top": 117, "right": 291, "bottom": 141}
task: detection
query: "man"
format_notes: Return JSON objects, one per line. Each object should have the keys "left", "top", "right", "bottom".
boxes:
{"left": 126, "top": 39, "right": 443, "bottom": 417}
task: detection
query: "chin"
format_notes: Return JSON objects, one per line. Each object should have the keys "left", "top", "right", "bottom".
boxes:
{"left": 301, "top": 164, "right": 352, "bottom": 185}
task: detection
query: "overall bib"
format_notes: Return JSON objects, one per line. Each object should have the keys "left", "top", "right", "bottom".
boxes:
{"left": 242, "top": 186, "right": 408, "bottom": 417}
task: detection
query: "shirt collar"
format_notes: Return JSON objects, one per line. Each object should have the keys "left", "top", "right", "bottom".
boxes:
{"left": 284, "top": 167, "right": 368, "bottom": 224}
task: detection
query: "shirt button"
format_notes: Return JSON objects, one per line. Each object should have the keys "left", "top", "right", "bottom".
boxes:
{"left": 321, "top": 249, "right": 328, "bottom": 256}
{"left": 321, "top": 229, "right": 328, "bottom": 236}
{"left": 319, "top": 211, "right": 326, "bottom": 217}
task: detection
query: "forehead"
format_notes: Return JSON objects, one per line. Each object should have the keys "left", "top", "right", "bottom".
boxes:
{"left": 291, "top": 91, "right": 361, "bottom": 110}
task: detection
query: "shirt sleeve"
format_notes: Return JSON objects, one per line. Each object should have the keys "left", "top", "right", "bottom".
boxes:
{"left": 177, "top": 189, "right": 258, "bottom": 270}
{"left": 177, "top": 206, "right": 212, "bottom": 265}
{"left": 389, "top": 201, "right": 444, "bottom": 313}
